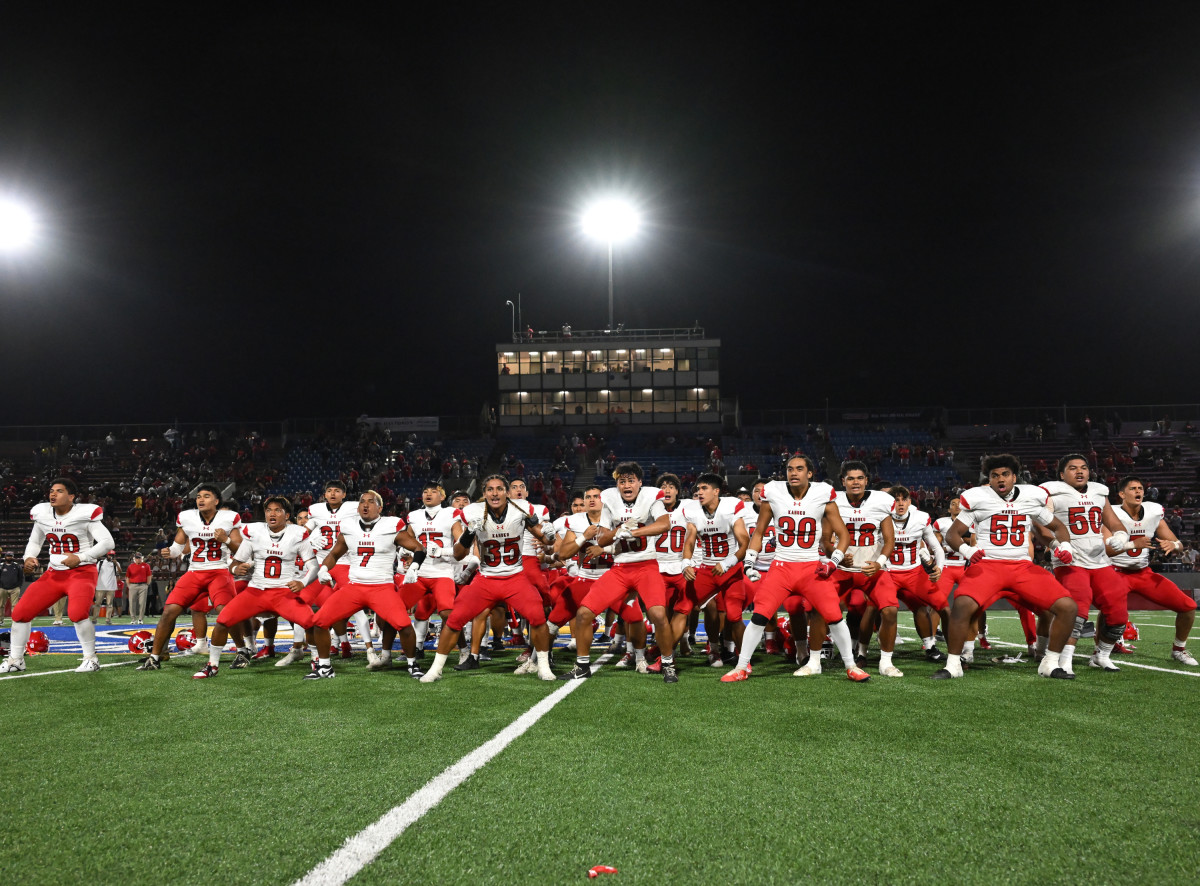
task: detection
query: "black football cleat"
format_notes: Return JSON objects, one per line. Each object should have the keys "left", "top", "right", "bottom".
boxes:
{"left": 408, "top": 661, "right": 425, "bottom": 680}
{"left": 661, "top": 662, "right": 679, "bottom": 684}
{"left": 453, "top": 654, "right": 480, "bottom": 672}
{"left": 1049, "top": 668, "right": 1075, "bottom": 680}
{"left": 924, "top": 647, "right": 947, "bottom": 662}
{"left": 304, "top": 663, "right": 335, "bottom": 679}
{"left": 135, "top": 656, "right": 161, "bottom": 671}
{"left": 930, "top": 668, "right": 955, "bottom": 680}
{"left": 230, "top": 651, "right": 251, "bottom": 670}
{"left": 557, "top": 663, "right": 591, "bottom": 681}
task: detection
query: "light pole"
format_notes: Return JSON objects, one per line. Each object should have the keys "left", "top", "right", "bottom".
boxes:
{"left": 505, "top": 299, "right": 516, "bottom": 342}
{"left": 582, "top": 200, "right": 639, "bottom": 331}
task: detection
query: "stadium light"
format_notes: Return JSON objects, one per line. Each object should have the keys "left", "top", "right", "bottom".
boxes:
{"left": 0, "top": 198, "right": 37, "bottom": 254}
{"left": 582, "top": 199, "right": 640, "bottom": 331}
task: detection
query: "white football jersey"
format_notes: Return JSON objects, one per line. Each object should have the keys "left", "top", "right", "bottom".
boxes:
{"left": 1110, "top": 501, "right": 1164, "bottom": 570}
{"left": 833, "top": 490, "right": 895, "bottom": 572}
{"left": 456, "top": 501, "right": 535, "bottom": 578}
{"left": 759, "top": 480, "right": 834, "bottom": 563}
{"left": 654, "top": 505, "right": 690, "bottom": 575}
{"left": 565, "top": 511, "right": 614, "bottom": 580}
{"left": 682, "top": 497, "right": 746, "bottom": 567}
{"left": 742, "top": 504, "right": 777, "bottom": 569}
{"left": 339, "top": 516, "right": 407, "bottom": 584}
{"left": 957, "top": 484, "right": 1052, "bottom": 562}
{"left": 26, "top": 502, "right": 112, "bottom": 570}
{"left": 1041, "top": 480, "right": 1111, "bottom": 570}
{"left": 405, "top": 504, "right": 458, "bottom": 579}
{"left": 933, "top": 516, "right": 972, "bottom": 563}
{"left": 237, "top": 523, "right": 316, "bottom": 589}
{"left": 177, "top": 508, "right": 242, "bottom": 572}
{"left": 599, "top": 486, "right": 668, "bottom": 565}
{"left": 308, "top": 501, "right": 358, "bottom": 566}
{"left": 889, "top": 507, "right": 943, "bottom": 572}
{"left": 516, "top": 501, "right": 551, "bottom": 557}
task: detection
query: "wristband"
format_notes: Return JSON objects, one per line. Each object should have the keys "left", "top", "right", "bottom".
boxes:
{"left": 1174, "top": 539, "right": 1184, "bottom": 553}
{"left": 457, "top": 529, "right": 476, "bottom": 550}
{"left": 168, "top": 542, "right": 185, "bottom": 559}
{"left": 957, "top": 543, "right": 976, "bottom": 560}
{"left": 829, "top": 549, "right": 845, "bottom": 567}
{"left": 719, "top": 553, "right": 739, "bottom": 571}
{"left": 1107, "top": 531, "right": 1130, "bottom": 552}
{"left": 743, "top": 549, "right": 759, "bottom": 568}
{"left": 875, "top": 555, "right": 889, "bottom": 568}
{"left": 681, "top": 558, "right": 696, "bottom": 570}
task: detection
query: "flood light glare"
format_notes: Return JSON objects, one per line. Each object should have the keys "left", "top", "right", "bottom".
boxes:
{"left": 0, "top": 199, "right": 36, "bottom": 253}
{"left": 582, "top": 200, "right": 640, "bottom": 243}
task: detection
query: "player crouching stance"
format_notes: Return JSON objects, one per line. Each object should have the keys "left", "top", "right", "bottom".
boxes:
{"left": 934, "top": 454, "right": 1079, "bottom": 680}
{"left": 1, "top": 478, "right": 114, "bottom": 674}
{"left": 193, "top": 497, "right": 318, "bottom": 679}
{"left": 421, "top": 475, "right": 556, "bottom": 682}
{"left": 310, "top": 491, "right": 427, "bottom": 679}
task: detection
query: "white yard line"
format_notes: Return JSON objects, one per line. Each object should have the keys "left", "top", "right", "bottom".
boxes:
{"left": 293, "top": 654, "right": 612, "bottom": 886}
{"left": 0, "top": 660, "right": 137, "bottom": 680}
{"left": 897, "top": 625, "right": 1200, "bottom": 678}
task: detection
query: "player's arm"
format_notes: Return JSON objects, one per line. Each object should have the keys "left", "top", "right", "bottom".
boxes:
{"left": 231, "top": 536, "right": 255, "bottom": 575}
{"left": 822, "top": 502, "right": 852, "bottom": 556}
{"left": 70, "top": 521, "right": 114, "bottom": 568}
{"left": 1154, "top": 517, "right": 1184, "bottom": 557}
{"left": 22, "top": 522, "right": 47, "bottom": 573}
{"left": 862, "top": 516, "right": 894, "bottom": 576}
{"left": 1035, "top": 509, "right": 1076, "bottom": 564}
{"left": 680, "top": 523, "right": 699, "bottom": 581}
{"left": 747, "top": 501, "right": 772, "bottom": 556}
{"left": 321, "top": 533, "right": 349, "bottom": 570}
{"left": 920, "top": 522, "right": 945, "bottom": 571}
{"left": 396, "top": 524, "right": 427, "bottom": 556}
{"left": 221, "top": 526, "right": 244, "bottom": 554}
{"left": 293, "top": 551, "right": 318, "bottom": 592}
{"left": 163, "top": 527, "right": 189, "bottom": 560}
{"left": 945, "top": 510, "right": 984, "bottom": 564}
{"left": 714, "top": 518, "right": 750, "bottom": 577}
{"left": 557, "top": 527, "right": 582, "bottom": 561}
{"left": 453, "top": 512, "right": 484, "bottom": 560}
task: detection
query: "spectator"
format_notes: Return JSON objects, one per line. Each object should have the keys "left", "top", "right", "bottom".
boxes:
{"left": 94, "top": 551, "right": 121, "bottom": 625}
{"left": 125, "top": 552, "right": 152, "bottom": 625}
{"left": 0, "top": 552, "right": 23, "bottom": 627}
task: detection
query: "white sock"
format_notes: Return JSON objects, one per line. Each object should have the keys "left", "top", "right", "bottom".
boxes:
{"left": 462, "top": 621, "right": 472, "bottom": 643}
{"left": 724, "top": 640, "right": 736, "bottom": 653}
{"left": 1036, "top": 635, "right": 1049, "bottom": 656}
{"left": 828, "top": 620, "right": 857, "bottom": 670}
{"left": 922, "top": 635, "right": 935, "bottom": 650}
{"left": 1042, "top": 650, "right": 1061, "bottom": 670}
{"left": 352, "top": 610, "right": 371, "bottom": 643}
{"left": 1176, "top": 636, "right": 1189, "bottom": 647}
{"left": 335, "top": 633, "right": 348, "bottom": 645}
{"left": 10, "top": 622, "right": 31, "bottom": 663}
{"left": 879, "top": 650, "right": 893, "bottom": 670}
{"left": 547, "top": 622, "right": 559, "bottom": 637}
{"left": 962, "top": 640, "right": 975, "bottom": 657}
{"left": 945, "top": 653, "right": 963, "bottom": 677}
{"left": 737, "top": 622, "right": 766, "bottom": 669}
{"left": 318, "top": 657, "right": 330, "bottom": 667}
{"left": 73, "top": 620, "right": 97, "bottom": 658}
{"left": 1061, "top": 645, "right": 1075, "bottom": 672}
{"left": 415, "top": 619, "right": 429, "bottom": 647}
{"left": 764, "top": 630, "right": 776, "bottom": 641}
{"left": 209, "top": 644, "right": 222, "bottom": 666}
{"left": 427, "top": 651, "right": 448, "bottom": 677}
{"left": 634, "top": 647, "right": 645, "bottom": 663}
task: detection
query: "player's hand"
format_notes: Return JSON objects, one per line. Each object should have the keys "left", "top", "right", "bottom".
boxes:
{"left": 929, "top": 566, "right": 941, "bottom": 583}
{"left": 566, "top": 562, "right": 580, "bottom": 578}
{"left": 1157, "top": 538, "right": 1180, "bottom": 556}
{"left": 318, "top": 565, "right": 333, "bottom": 585}
{"left": 467, "top": 517, "right": 484, "bottom": 534}
{"left": 233, "top": 562, "right": 252, "bottom": 576}
{"left": 286, "top": 580, "right": 304, "bottom": 594}
{"left": 427, "top": 543, "right": 444, "bottom": 559}
{"left": 1129, "top": 535, "right": 1154, "bottom": 550}
{"left": 61, "top": 554, "right": 81, "bottom": 568}
{"left": 213, "top": 528, "right": 228, "bottom": 544}
{"left": 682, "top": 559, "right": 696, "bottom": 582}
{"left": 966, "top": 549, "right": 985, "bottom": 567}
{"left": 745, "top": 565, "right": 761, "bottom": 583}
{"left": 861, "top": 560, "right": 880, "bottom": 576}
{"left": 613, "top": 526, "right": 634, "bottom": 543}
{"left": 1053, "top": 542, "right": 1074, "bottom": 565}
{"left": 712, "top": 562, "right": 726, "bottom": 577}
{"left": 743, "top": 549, "right": 758, "bottom": 569}
{"left": 582, "top": 524, "right": 600, "bottom": 541}
{"left": 23, "top": 557, "right": 38, "bottom": 574}
{"left": 403, "top": 562, "right": 420, "bottom": 584}
{"left": 815, "top": 559, "right": 836, "bottom": 579}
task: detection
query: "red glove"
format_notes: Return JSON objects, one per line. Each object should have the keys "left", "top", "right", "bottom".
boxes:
{"left": 816, "top": 559, "right": 836, "bottom": 579}
{"left": 967, "top": 549, "right": 985, "bottom": 567}
{"left": 1053, "top": 543, "right": 1074, "bottom": 565}
{"left": 588, "top": 866, "right": 619, "bottom": 878}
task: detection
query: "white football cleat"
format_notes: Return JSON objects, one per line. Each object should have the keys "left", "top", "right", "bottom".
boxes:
{"left": 1089, "top": 653, "right": 1120, "bottom": 672}
{"left": 513, "top": 658, "right": 538, "bottom": 675}
{"left": 275, "top": 647, "right": 308, "bottom": 668}
{"left": 634, "top": 659, "right": 650, "bottom": 674}
{"left": 0, "top": 657, "right": 27, "bottom": 674}
{"left": 960, "top": 650, "right": 974, "bottom": 665}
{"left": 418, "top": 670, "right": 442, "bottom": 683}
{"left": 793, "top": 661, "right": 822, "bottom": 677}
{"left": 879, "top": 665, "right": 904, "bottom": 678}
{"left": 366, "top": 648, "right": 383, "bottom": 668}
{"left": 75, "top": 657, "right": 101, "bottom": 673}
{"left": 1172, "top": 648, "right": 1199, "bottom": 666}
{"left": 566, "top": 638, "right": 577, "bottom": 651}
{"left": 367, "top": 650, "right": 392, "bottom": 671}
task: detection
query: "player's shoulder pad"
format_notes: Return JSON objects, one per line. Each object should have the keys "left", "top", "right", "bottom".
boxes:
{"left": 653, "top": 488, "right": 665, "bottom": 501}
{"left": 1039, "top": 480, "right": 1070, "bottom": 497}
{"left": 30, "top": 501, "right": 51, "bottom": 520}
{"left": 1145, "top": 500, "right": 1165, "bottom": 518}
{"left": 89, "top": 505, "right": 104, "bottom": 521}
{"left": 732, "top": 499, "right": 745, "bottom": 515}
{"left": 230, "top": 512, "right": 242, "bottom": 526}
{"left": 1087, "top": 481, "right": 1110, "bottom": 497}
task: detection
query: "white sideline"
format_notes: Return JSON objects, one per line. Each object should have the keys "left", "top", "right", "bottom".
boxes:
{"left": 293, "top": 654, "right": 611, "bottom": 886}
{"left": 0, "top": 660, "right": 137, "bottom": 680}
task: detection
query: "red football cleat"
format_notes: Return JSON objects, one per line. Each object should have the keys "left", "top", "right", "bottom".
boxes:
{"left": 764, "top": 637, "right": 783, "bottom": 655}
{"left": 846, "top": 666, "right": 871, "bottom": 682}
{"left": 252, "top": 645, "right": 275, "bottom": 660}
{"left": 720, "top": 665, "right": 752, "bottom": 682}
{"left": 647, "top": 659, "right": 662, "bottom": 673}
{"left": 978, "top": 636, "right": 992, "bottom": 650}
{"left": 339, "top": 641, "right": 353, "bottom": 659}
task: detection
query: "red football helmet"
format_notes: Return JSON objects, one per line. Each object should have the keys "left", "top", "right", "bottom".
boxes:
{"left": 1123, "top": 622, "right": 1140, "bottom": 641}
{"left": 26, "top": 630, "right": 50, "bottom": 655}
{"left": 175, "top": 628, "right": 196, "bottom": 652}
{"left": 128, "top": 630, "right": 153, "bottom": 654}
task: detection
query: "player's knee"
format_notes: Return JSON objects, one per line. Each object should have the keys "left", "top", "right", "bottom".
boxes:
{"left": 749, "top": 612, "right": 770, "bottom": 627}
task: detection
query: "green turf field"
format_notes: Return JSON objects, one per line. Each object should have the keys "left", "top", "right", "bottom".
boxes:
{"left": 5, "top": 612, "right": 1199, "bottom": 885}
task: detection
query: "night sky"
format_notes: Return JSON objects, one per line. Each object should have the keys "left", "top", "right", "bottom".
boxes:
{"left": 4, "top": 3, "right": 1200, "bottom": 426}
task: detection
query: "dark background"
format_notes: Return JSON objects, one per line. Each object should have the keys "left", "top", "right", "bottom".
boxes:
{"left": 4, "top": 2, "right": 1200, "bottom": 425}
